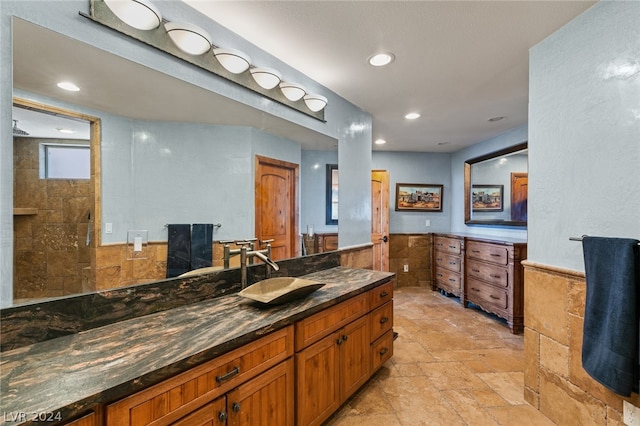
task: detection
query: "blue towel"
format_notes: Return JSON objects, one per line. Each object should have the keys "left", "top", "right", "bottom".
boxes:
{"left": 190, "top": 224, "right": 214, "bottom": 269}
{"left": 166, "top": 224, "right": 191, "bottom": 278}
{"left": 582, "top": 236, "right": 640, "bottom": 396}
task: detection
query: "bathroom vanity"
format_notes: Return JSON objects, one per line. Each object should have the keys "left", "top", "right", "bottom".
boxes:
{"left": 0, "top": 267, "right": 394, "bottom": 426}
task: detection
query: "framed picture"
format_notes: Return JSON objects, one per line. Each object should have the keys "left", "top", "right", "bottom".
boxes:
{"left": 325, "top": 164, "right": 338, "bottom": 224}
{"left": 395, "top": 183, "right": 443, "bottom": 212}
{"left": 472, "top": 184, "right": 504, "bottom": 212}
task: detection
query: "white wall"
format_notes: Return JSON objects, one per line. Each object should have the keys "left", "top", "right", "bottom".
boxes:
{"left": 528, "top": 1, "right": 640, "bottom": 272}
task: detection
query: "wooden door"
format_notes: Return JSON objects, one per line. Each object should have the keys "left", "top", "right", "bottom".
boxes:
{"left": 371, "top": 171, "right": 390, "bottom": 271}
{"left": 227, "top": 359, "right": 294, "bottom": 426}
{"left": 255, "top": 156, "right": 299, "bottom": 260}
{"left": 339, "top": 316, "right": 371, "bottom": 401}
{"left": 510, "top": 173, "right": 528, "bottom": 222}
{"left": 295, "top": 332, "right": 341, "bottom": 426}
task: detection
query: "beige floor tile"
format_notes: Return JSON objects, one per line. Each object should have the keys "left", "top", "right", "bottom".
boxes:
{"left": 441, "top": 389, "right": 501, "bottom": 426}
{"left": 477, "top": 372, "right": 526, "bottom": 405}
{"left": 324, "top": 413, "right": 401, "bottom": 426}
{"left": 488, "top": 404, "right": 558, "bottom": 425}
{"left": 418, "top": 361, "right": 490, "bottom": 390}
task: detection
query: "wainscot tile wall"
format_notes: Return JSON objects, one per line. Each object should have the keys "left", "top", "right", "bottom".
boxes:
{"left": 523, "top": 261, "right": 640, "bottom": 425}
{"left": 389, "top": 234, "right": 433, "bottom": 288}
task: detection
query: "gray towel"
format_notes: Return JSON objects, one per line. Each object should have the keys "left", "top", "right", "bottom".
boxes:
{"left": 582, "top": 236, "right": 639, "bottom": 396}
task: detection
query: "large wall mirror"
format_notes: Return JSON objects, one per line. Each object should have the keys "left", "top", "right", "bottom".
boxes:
{"left": 464, "top": 142, "right": 528, "bottom": 227}
{"left": 9, "top": 18, "right": 338, "bottom": 306}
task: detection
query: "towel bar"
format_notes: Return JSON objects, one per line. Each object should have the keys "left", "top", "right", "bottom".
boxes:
{"left": 569, "top": 236, "right": 640, "bottom": 245}
{"left": 164, "top": 223, "right": 222, "bottom": 228}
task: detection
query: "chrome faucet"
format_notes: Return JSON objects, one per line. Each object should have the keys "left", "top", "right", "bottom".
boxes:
{"left": 240, "top": 239, "right": 280, "bottom": 289}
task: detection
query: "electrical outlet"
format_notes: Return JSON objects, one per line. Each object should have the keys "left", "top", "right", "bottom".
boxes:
{"left": 105, "top": 222, "right": 113, "bottom": 234}
{"left": 425, "top": 219, "right": 431, "bottom": 227}
{"left": 403, "top": 264, "right": 409, "bottom": 272}
{"left": 624, "top": 401, "right": 640, "bottom": 425}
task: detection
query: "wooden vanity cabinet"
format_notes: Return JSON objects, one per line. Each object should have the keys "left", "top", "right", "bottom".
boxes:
{"left": 463, "top": 238, "right": 527, "bottom": 334}
{"left": 105, "top": 326, "right": 293, "bottom": 426}
{"left": 63, "top": 413, "right": 97, "bottom": 426}
{"left": 432, "top": 234, "right": 465, "bottom": 299}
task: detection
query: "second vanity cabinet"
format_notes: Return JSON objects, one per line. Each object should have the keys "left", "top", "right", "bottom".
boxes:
{"left": 432, "top": 234, "right": 465, "bottom": 298}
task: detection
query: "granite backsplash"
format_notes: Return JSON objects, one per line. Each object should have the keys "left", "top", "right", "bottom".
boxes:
{"left": 1, "top": 251, "right": 340, "bottom": 351}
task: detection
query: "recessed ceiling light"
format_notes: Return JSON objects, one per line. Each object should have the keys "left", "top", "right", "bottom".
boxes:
{"left": 57, "top": 81, "right": 80, "bottom": 92}
{"left": 57, "top": 128, "right": 75, "bottom": 134}
{"left": 374, "top": 139, "right": 387, "bottom": 145}
{"left": 488, "top": 116, "right": 504, "bottom": 122}
{"left": 405, "top": 112, "right": 421, "bottom": 120}
{"left": 368, "top": 52, "right": 395, "bottom": 67}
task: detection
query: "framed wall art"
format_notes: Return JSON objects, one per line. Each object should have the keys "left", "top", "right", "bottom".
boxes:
{"left": 395, "top": 183, "right": 443, "bottom": 212}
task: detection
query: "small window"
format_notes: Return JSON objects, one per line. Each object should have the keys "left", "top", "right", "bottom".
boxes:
{"left": 41, "top": 144, "right": 90, "bottom": 179}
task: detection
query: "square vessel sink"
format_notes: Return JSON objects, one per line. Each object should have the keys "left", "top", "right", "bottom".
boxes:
{"left": 238, "top": 277, "right": 325, "bottom": 305}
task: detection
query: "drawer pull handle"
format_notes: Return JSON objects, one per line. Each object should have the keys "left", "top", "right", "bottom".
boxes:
{"left": 380, "top": 291, "right": 389, "bottom": 298}
{"left": 437, "top": 273, "right": 443, "bottom": 278}
{"left": 437, "top": 258, "right": 443, "bottom": 262}
{"left": 490, "top": 274, "right": 502, "bottom": 279}
{"left": 379, "top": 347, "right": 389, "bottom": 356}
{"left": 472, "top": 269, "right": 480, "bottom": 273}
{"left": 380, "top": 316, "right": 389, "bottom": 324}
{"left": 471, "top": 287, "right": 480, "bottom": 292}
{"left": 337, "top": 337, "right": 344, "bottom": 345}
{"left": 490, "top": 295, "right": 500, "bottom": 300}
{"left": 218, "top": 412, "right": 228, "bottom": 422}
{"left": 216, "top": 366, "right": 240, "bottom": 383}
{"left": 490, "top": 253, "right": 501, "bottom": 257}
{"left": 449, "top": 245, "right": 457, "bottom": 249}
{"left": 232, "top": 402, "right": 241, "bottom": 413}
{"left": 449, "top": 261, "right": 457, "bottom": 265}
{"left": 472, "top": 250, "right": 480, "bottom": 253}
{"left": 342, "top": 334, "right": 349, "bottom": 342}
{"left": 449, "top": 278, "right": 456, "bottom": 283}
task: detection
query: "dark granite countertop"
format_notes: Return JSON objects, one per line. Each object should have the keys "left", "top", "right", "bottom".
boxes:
{"left": 0, "top": 267, "right": 394, "bottom": 426}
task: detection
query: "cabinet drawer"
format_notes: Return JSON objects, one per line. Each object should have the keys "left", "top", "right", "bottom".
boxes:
{"left": 466, "top": 278, "right": 508, "bottom": 310}
{"left": 371, "top": 330, "right": 394, "bottom": 372}
{"left": 466, "top": 259, "right": 508, "bottom": 287}
{"left": 295, "top": 293, "right": 368, "bottom": 351}
{"left": 434, "top": 269, "right": 461, "bottom": 292}
{"left": 171, "top": 398, "right": 225, "bottom": 426}
{"left": 369, "top": 301, "right": 393, "bottom": 342}
{"left": 466, "top": 241, "right": 509, "bottom": 265}
{"left": 106, "top": 326, "right": 293, "bottom": 426}
{"left": 434, "top": 236, "right": 462, "bottom": 255}
{"left": 63, "top": 413, "right": 96, "bottom": 426}
{"left": 434, "top": 253, "right": 461, "bottom": 273}
{"left": 369, "top": 281, "right": 393, "bottom": 310}
{"left": 323, "top": 235, "right": 338, "bottom": 251}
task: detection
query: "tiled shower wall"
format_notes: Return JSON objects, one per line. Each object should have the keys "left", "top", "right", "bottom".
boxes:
{"left": 389, "top": 233, "right": 432, "bottom": 288}
{"left": 13, "top": 137, "right": 91, "bottom": 299}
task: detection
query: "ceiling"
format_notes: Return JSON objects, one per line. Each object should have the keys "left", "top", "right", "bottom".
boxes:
{"left": 12, "top": 1, "right": 596, "bottom": 152}
{"left": 184, "top": 0, "right": 596, "bottom": 152}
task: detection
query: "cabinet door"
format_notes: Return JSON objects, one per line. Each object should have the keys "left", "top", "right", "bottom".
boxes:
{"left": 171, "top": 398, "right": 226, "bottom": 426}
{"left": 340, "top": 316, "right": 371, "bottom": 401}
{"left": 227, "top": 359, "right": 294, "bottom": 426}
{"left": 295, "top": 332, "right": 341, "bottom": 426}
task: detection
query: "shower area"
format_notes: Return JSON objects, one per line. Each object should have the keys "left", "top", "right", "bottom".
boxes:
{"left": 12, "top": 105, "right": 92, "bottom": 301}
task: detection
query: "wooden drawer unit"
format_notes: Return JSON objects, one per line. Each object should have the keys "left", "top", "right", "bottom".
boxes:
{"left": 369, "top": 301, "right": 393, "bottom": 342}
{"left": 463, "top": 238, "right": 527, "bottom": 334}
{"left": 434, "top": 236, "right": 462, "bottom": 255}
{"left": 371, "top": 330, "right": 394, "bottom": 372}
{"left": 106, "top": 326, "right": 293, "bottom": 425}
{"left": 294, "top": 292, "right": 368, "bottom": 351}
{"left": 369, "top": 280, "right": 393, "bottom": 310}
{"left": 466, "top": 240, "right": 509, "bottom": 265}
{"left": 466, "top": 259, "right": 508, "bottom": 287}
{"left": 432, "top": 234, "right": 465, "bottom": 299}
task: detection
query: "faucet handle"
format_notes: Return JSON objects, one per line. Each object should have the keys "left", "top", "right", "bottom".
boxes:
{"left": 260, "top": 239, "right": 275, "bottom": 246}
{"left": 235, "top": 240, "right": 253, "bottom": 247}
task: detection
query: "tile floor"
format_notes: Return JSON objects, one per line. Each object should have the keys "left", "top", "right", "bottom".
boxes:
{"left": 325, "top": 286, "right": 556, "bottom": 426}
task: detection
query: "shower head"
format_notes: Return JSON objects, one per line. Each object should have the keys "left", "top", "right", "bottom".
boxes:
{"left": 12, "top": 119, "right": 29, "bottom": 136}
